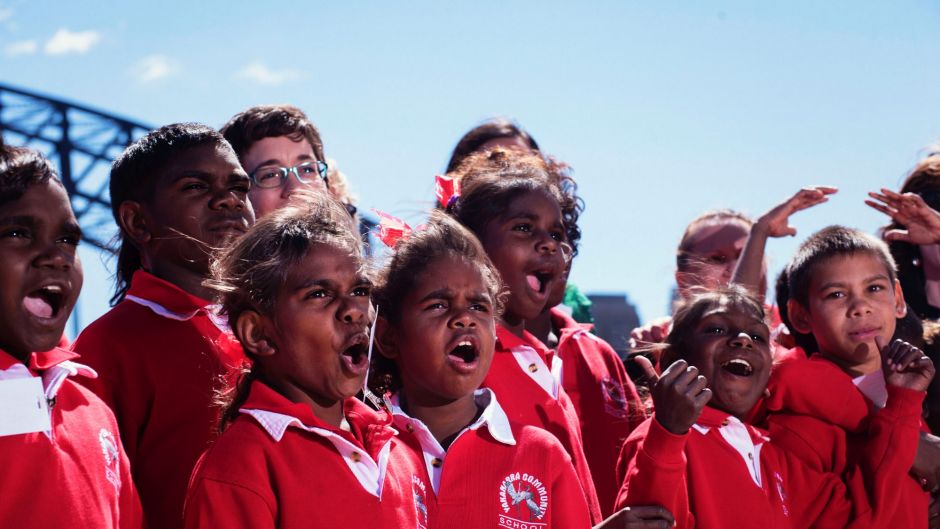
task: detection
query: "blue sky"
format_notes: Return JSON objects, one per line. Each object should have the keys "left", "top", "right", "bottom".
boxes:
{"left": 2, "top": 0, "right": 940, "bottom": 334}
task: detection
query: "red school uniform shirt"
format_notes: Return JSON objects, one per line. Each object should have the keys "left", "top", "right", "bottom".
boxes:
{"left": 388, "top": 388, "right": 592, "bottom": 529}
{"left": 0, "top": 347, "right": 143, "bottom": 528}
{"left": 762, "top": 355, "right": 931, "bottom": 529}
{"left": 184, "top": 380, "right": 424, "bottom": 529}
{"left": 483, "top": 325, "right": 601, "bottom": 522}
{"left": 72, "top": 269, "right": 245, "bottom": 529}
{"left": 550, "top": 307, "right": 645, "bottom": 516}
{"left": 616, "top": 387, "right": 924, "bottom": 529}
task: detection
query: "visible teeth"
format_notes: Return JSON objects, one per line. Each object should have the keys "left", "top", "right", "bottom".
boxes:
{"left": 725, "top": 359, "right": 752, "bottom": 369}
{"left": 41, "top": 285, "right": 62, "bottom": 293}
{"left": 458, "top": 340, "right": 472, "bottom": 347}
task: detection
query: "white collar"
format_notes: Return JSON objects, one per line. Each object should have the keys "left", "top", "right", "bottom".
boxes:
{"left": 125, "top": 295, "right": 230, "bottom": 332}
{"left": 692, "top": 415, "right": 766, "bottom": 488}
{"left": 0, "top": 360, "right": 97, "bottom": 401}
{"left": 240, "top": 407, "right": 392, "bottom": 498}
{"left": 389, "top": 388, "right": 516, "bottom": 447}
{"left": 388, "top": 388, "right": 515, "bottom": 494}
{"left": 853, "top": 369, "right": 888, "bottom": 409}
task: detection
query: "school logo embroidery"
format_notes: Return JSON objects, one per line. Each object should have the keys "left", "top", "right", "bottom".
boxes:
{"left": 601, "top": 376, "right": 629, "bottom": 418}
{"left": 412, "top": 474, "right": 429, "bottom": 529}
{"left": 498, "top": 472, "right": 548, "bottom": 528}
{"left": 774, "top": 471, "right": 789, "bottom": 518}
{"left": 98, "top": 429, "right": 121, "bottom": 491}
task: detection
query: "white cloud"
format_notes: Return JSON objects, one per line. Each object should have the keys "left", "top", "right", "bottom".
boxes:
{"left": 4, "top": 39, "right": 36, "bottom": 56}
{"left": 236, "top": 61, "right": 303, "bottom": 86}
{"left": 0, "top": 7, "right": 13, "bottom": 23}
{"left": 44, "top": 28, "right": 101, "bottom": 55}
{"left": 132, "top": 54, "right": 178, "bottom": 82}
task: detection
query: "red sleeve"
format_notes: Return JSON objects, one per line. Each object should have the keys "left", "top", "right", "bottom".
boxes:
{"left": 117, "top": 436, "right": 145, "bottom": 529}
{"left": 548, "top": 441, "right": 593, "bottom": 529}
{"left": 763, "top": 358, "right": 870, "bottom": 432}
{"left": 183, "top": 475, "right": 275, "bottom": 529}
{"left": 595, "top": 335, "right": 646, "bottom": 432}
{"left": 788, "top": 386, "right": 926, "bottom": 529}
{"left": 614, "top": 416, "right": 694, "bottom": 529}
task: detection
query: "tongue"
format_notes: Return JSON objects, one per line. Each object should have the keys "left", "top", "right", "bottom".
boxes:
{"left": 24, "top": 295, "right": 53, "bottom": 318}
{"left": 526, "top": 274, "right": 541, "bottom": 292}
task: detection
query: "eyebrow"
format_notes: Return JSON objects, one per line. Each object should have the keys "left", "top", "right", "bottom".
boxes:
{"left": 817, "top": 274, "right": 891, "bottom": 291}
{"left": 0, "top": 216, "right": 83, "bottom": 238}
{"left": 253, "top": 155, "right": 315, "bottom": 170}
{"left": 420, "top": 288, "right": 453, "bottom": 302}
{"left": 0, "top": 215, "right": 38, "bottom": 227}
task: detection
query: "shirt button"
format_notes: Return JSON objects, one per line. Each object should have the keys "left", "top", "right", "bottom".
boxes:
{"left": 528, "top": 363, "right": 539, "bottom": 373}
{"left": 431, "top": 458, "right": 442, "bottom": 468}
{"left": 350, "top": 452, "right": 362, "bottom": 463}
{"left": 721, "top": 420, "right": 729, "bottom": 426}
{"left": 406, "top": 424, "right": 414, "bottom": 432}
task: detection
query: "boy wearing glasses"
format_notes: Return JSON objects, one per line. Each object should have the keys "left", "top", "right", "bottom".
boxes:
{"left": 221, "top": 104, "right": 344, "bottom": 218}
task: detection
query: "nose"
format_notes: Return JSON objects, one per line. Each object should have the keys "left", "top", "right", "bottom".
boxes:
{"left": 729, "top": 331, "right": 754, "bottom": 349}
{"left": 535, "top": 230, "right": 559, "bottom": 255}
{"left": 451, "top": 309, "right": 477, "bottom": 329}
{"left": 33, "top": 244, "right": 74, "bottom": 272}
{"left": 210, "top": 188, "right": 245, "bottom": 211}
{"left": 847, "top": 295, "right": 873, "bottom": 317}
{"left": 338, "top": 296, "right": 368, "bottom": 324}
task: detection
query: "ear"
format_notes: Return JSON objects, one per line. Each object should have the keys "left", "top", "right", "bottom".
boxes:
{"left": 235, "top": 310, "right": 277, "bottom": 357}
{"left": 117, "top": 201, "right": 152, "bottom": 245}
{"left": 786, "top": 299, "right": 813, "bottom": 335}
{"left": 374, "top": 316, "right": 399, "bottom": 360}
{"left": 894, "top": 279, "right": 908, "bottom": 319}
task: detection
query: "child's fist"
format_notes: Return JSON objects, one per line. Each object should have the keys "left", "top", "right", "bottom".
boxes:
{"left": 877, "top": 336, "right": 935, "bottom": 392}
{"left": 652, "top": 359, "right": 712, "bottom": 435}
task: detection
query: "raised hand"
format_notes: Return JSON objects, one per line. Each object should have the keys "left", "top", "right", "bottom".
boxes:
{"left": 876, "top": 336, "right": 935, "bottom": 392}
{"left": 595, "top": 506, "right": 676, "bottom": 529}
{"left": 754, "top": 185, "right": 838, "bottom": 238}
{"left": 866, "top": 188, "right": 940, "bottom": 245}
{"left": 652, "top": 359, "right": 712, "bottom": 435}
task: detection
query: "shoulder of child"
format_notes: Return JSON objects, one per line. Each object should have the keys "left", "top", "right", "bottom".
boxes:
{"left": 765, "top": 355, "right": 869, "bottom": 432}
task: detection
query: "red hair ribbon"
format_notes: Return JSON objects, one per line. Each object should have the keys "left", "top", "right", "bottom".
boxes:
{"left": 373, "top": 209, "right": 413, "bottom": 248}
{"left": 435, "top": 174, "right": 461, "bottom": 209}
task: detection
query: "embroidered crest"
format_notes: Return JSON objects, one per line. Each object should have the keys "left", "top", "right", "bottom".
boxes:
{"left": 99, "top": 428, "right": 121, "bottom": 491}
{"left": 498, "top": 472, "right": 548, "bottom": 528}
{"left": 774, "top": 471, "right": 789, "bottom": 518}
{"left": 600, "top": 375, "right": 629, "bottom": 418}
{"left": 412, "top": 474, "right": 429, "bottom": 529}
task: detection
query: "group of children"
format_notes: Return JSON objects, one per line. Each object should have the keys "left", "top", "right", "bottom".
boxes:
{"left": 1, "top": 106, "right": 939, "bottom": 529}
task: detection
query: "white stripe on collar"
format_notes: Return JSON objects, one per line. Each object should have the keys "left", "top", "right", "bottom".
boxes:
{"left": 125, "top": 295, "right": 230, "bottom": 332}
{"left": 853, "top": 369, "right": 888, "bottom": 409}
{"left": 388, "top": 388, "right": 515, "bottom": 494}
{"left": 240, "top": 407, "right": 392, "bottom": 498}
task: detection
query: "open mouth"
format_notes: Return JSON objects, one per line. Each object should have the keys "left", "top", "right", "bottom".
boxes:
{"left": 448, "top": 340, "right": 479, "bottom": 364}
{"left": 339, "top": 340, "right": 369, "bottom": 375}
{"left": 721, "top": 358, "right": 754, "bottom": 377}
{"left": 24, "top": 285, "right": 65, "bottom": 320}
{"left": 525, "top": 270, "right": 554, "bottom": 295}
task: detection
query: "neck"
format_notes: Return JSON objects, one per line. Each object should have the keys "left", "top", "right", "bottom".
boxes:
{"left": 525, "top": 309, "right": 554, "bottom": 346}
{"left": 271, "top": 380, "right": 346, "bottom": 428}
{"left": 0, "top": 343, "right": 30, "bottom": 365}
{"left": 500, "top": 313, "right": 526, "bottom": 338}
{"left": 147, "top": 260, "right": 213, "bottom": 301}
{"left": 401, "top": 390, "right": 480, "bottom": 449}
{"left": 821, "top": 347, "right": 881, "bottom": 378}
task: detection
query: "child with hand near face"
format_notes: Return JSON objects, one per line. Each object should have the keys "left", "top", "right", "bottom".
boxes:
{"left": 0, "top": 142, "right": 142, "bottom": 528}
{"left": 616, "top": 287, "right": 932, "bottom": 529}
{"left": 184, "top": 192, "right": 423, "bottom": 528}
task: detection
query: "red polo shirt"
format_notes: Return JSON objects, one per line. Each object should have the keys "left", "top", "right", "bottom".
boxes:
{"left": 551, "top": 308, "right": 644, "bottom": 515}
{"left": 184, "top": 381, "right": 425, "bottom": 528}
{"left": 617, "top": 387, "right": 924, "bottom": 529}
{"left": 483, "top": 325, "right": 601, "bottom": 523}
{"left": 73, "top": 269, "right": 245, "bottom": 529}
{"left": 0, "top": 348, "right": 142, "bottom": 528}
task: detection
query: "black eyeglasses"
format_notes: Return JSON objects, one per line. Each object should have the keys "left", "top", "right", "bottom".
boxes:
{"left": 249, "top": 160, "right": 329, "bottom": 189}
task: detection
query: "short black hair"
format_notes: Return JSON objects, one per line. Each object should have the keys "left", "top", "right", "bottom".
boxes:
{"left": 109, "top": 123, "right": 231, "bottom": 305}
{"left": 220, "top": 104, "right": 325, "bottom": 167}
{"left": 446, "top": 118, "right": 539, "bottom": 174}
{"left": 785, "top": 225, "right": 897, "bottom": 308}
{"left": 0, "top": 137, "right": 62, "bottom": 207}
